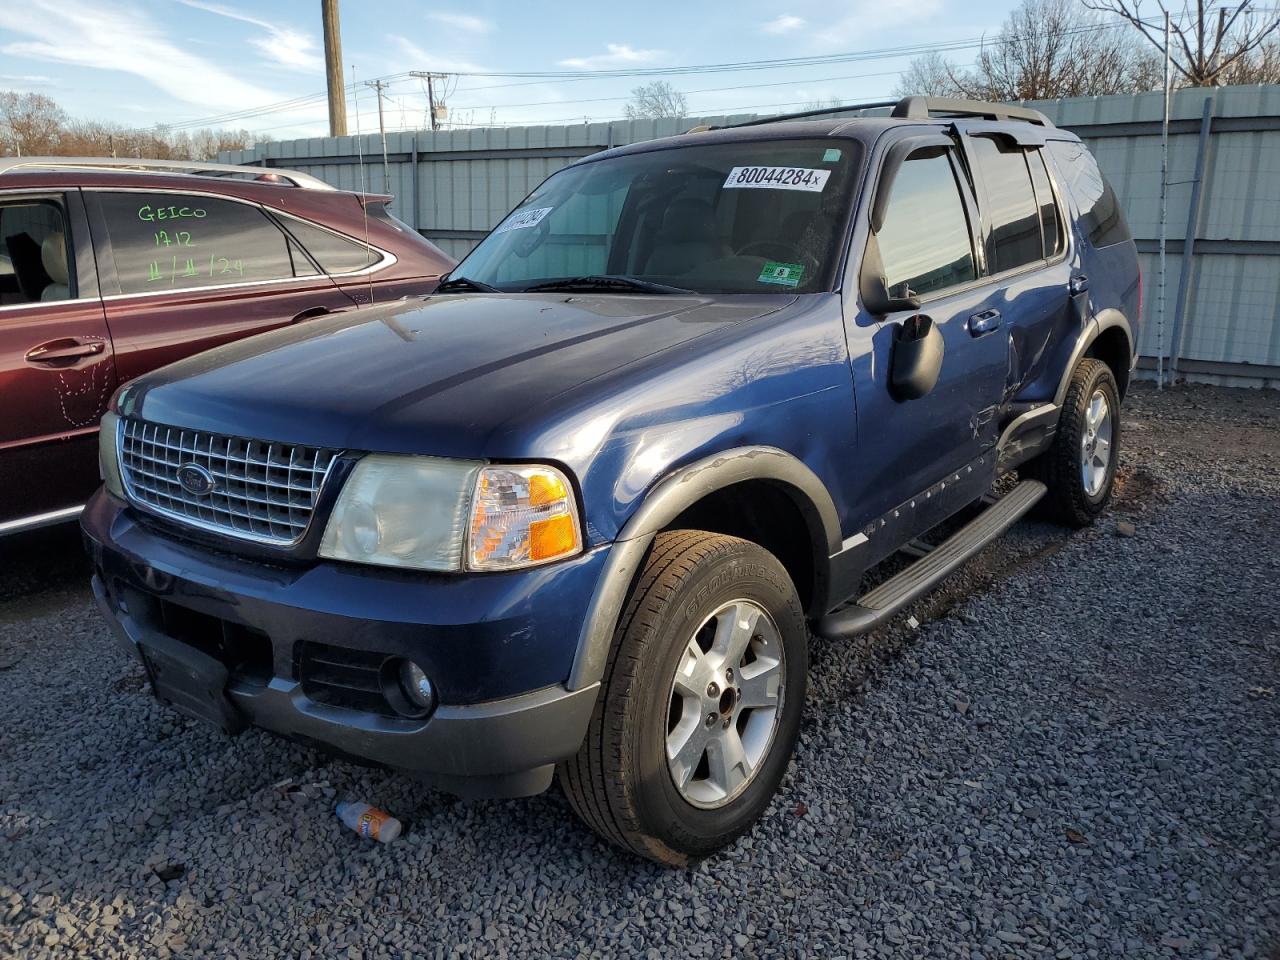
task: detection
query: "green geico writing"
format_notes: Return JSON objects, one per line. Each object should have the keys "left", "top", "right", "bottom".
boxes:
{"left": 137, "top": 204, "right": 207, "bottom": 222}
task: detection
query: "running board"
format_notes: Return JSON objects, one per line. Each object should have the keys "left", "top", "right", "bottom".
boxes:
{"left": 816, "top": 479, "right": 1047, "bottom": 639}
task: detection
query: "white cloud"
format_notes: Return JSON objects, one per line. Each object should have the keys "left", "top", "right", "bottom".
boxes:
{"left": 558, "top": 44, "right": 664, "bottom": 70}
{"left": 426, "top": 11, "right": 494, "bottom": 33}
{"left": 386, "top": 36, "right": 488, "bottom": 74}
{"left": 0, "top": 0, "right": 282, "bottom": 110}
{"left": 816, "top": 0, "right": 942, "bottom": 45}
{"left": 762, "top": 15, "right": 806, "bottom": 34}
{"left": 175, "top": 0, "right": 322, "bottom": 71}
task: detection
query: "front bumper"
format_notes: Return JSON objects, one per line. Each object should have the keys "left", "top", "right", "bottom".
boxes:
{"left": 82, "top": 491, "right": 605, "bottom": 798}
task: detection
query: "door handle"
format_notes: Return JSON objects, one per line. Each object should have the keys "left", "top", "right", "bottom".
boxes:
{"left": 290, "top": 306, "right": 339, "bottom": 324}
{"left": 967, "top": 309, "right": 1002, "bottom": 336}
{"left": 25, "top": 339, "right": 106, "bottom": 363}
{"left": 1069, "top": 275, "right": 1089, "bottom": 295}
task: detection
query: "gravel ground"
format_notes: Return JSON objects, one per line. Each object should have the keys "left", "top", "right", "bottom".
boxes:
{"left": 1, "top": 382, "right": 1277, "bottom": 960}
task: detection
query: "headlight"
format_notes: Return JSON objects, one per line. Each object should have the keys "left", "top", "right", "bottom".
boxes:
{"left": 98, "top": 411, "right": 125, "bottom": 499}
{"left": 467, "top": 465, "right": 582, "bottom": 570}
{"left": 319, "top": 454, "right": 481, "bottom": 571}
{"left": 319, "top": 456, "right": 582, "bottom": 573}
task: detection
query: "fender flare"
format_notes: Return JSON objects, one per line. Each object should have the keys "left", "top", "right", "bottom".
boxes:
{"left": 566, "top": 446, "right": 842, "bottom": 690}
{"left": 1054, "top": 308, "right": 1134, "bottom": 406}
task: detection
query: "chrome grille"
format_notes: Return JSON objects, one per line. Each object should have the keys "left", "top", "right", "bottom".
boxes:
{"left": 119, "top": 418, "right": 338, "bottom": 546}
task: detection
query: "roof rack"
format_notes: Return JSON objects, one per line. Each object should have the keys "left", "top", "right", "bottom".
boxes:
{"left": 0, "top": 156, "right": 337, "bottom": 190}
{"left": 891, "top": 96, "right": 1054, "bottom": 127}
{"left": 715, "top": 95, "right": 1053, "bottom": 130}
{"left": 718, "top": 99, "right": 898, "bottom": 129}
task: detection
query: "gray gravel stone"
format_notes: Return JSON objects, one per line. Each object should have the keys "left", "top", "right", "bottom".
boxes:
{"left": 0, "top": 384, "right": 1277, "bottom": 959}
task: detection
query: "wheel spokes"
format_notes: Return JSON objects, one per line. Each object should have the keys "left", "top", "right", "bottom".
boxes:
{"left": 737, "top": 657, "right": 782, "bottom": 709}
{"left": 666, "top": 712, "right": 713, "bottom": 789}
{"left": 671, "top": 637, "right": 711, "bottom": 700}
{"left": 664, "top": 598, "right": 786, "bottom": 809}
{"left": 705, "top": 725, "right": 750, "bottom": 798}
{"left": 711, "top": 601, "right": 759, "bottom": 667}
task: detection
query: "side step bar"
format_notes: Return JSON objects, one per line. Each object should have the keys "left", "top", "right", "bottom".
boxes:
{"left": 817, "top": 479, "right": 1047, "bottom": 639}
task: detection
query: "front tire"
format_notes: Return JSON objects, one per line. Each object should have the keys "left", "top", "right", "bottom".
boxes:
{"left": 1025, "top": 357, "right": 1121, "bottom": 527}
{"left": 559, "top": 530, "right": 808, "bottom": 865}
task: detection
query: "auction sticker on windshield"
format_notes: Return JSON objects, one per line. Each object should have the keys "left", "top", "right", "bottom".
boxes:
{"left": 723, "top": 166, "right": 830, "bottom": 192}
{"left": 758, "top": 261, "right": 805, "bottom": 288}
{"left": 495, "top": 206, "right": 554, "bottom": 233}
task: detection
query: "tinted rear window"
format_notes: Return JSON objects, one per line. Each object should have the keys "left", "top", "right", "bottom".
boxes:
{"left": 1046, "top": 141, "right": 1131, "bottom": 248}
{"left": 969, "top": 136, "right": 1043, "bottom": 273}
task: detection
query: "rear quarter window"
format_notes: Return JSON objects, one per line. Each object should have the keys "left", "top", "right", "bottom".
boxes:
{"left": 1046, "top": 141, "right": 1131, "bottom": 248}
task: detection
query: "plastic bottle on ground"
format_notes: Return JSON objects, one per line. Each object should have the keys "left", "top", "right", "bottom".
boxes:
{"left": 336, "top": 801, "right": 402, "bottom": 843}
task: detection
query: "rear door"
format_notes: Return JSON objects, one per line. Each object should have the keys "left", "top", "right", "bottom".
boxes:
{"left": 0, "top": 190, "right": 116, "bottom": 527}
{"left": 958, "top": 130, "right": 1074, "bottom": 400}
{"left": 87, "top": 190, "right": 357, "bottom": 384}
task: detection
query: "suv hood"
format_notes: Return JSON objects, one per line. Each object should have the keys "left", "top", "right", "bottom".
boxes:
{"left": 123, "top": 292, "right": 792, "bottom": 458}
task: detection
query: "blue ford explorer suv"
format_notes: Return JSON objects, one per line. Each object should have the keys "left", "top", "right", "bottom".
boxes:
{"left": 84, "top": 97, "right": 1140, "bottom": 865}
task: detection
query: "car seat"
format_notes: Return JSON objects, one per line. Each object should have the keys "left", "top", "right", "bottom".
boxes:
{"left": 644, "top": 199, "right": 730, "bottom": 276}
{"left": 40, "top": 233, "right": 70, "bottom": 301}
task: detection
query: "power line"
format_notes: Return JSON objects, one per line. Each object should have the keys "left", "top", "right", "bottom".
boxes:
{"left": 164, "top": 7, "right": 1258, "bottom": 132}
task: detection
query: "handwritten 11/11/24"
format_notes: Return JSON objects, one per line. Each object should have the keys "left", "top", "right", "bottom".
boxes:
{"left": 147, "top": 254, "right": 244, "bottom": 284}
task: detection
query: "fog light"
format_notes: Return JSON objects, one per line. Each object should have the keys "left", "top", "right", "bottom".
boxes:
{"left": 379, "top": 657, "right": 436, "bottom": 718}
{"left": 400, "top": 660, "right": 434, "bottom": 708}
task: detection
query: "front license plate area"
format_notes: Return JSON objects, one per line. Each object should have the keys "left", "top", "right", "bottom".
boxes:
{"left": 137, "top": 634, "right": 246, "bottom": 735}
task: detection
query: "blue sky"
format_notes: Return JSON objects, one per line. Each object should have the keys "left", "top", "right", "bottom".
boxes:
{"left": 0, "top": 0, "right": 1012, "bottom": 139}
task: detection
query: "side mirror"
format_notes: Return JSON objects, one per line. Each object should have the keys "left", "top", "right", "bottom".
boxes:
{"left": 890, "top": 314, "right": 945, "bottom": 401}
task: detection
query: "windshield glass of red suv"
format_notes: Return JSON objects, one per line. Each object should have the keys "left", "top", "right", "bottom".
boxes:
{"left": 450, "top": 138, "right": 862, "bottom": 295}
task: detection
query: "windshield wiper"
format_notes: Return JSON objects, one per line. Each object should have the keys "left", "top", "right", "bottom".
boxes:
{"left": 522, "top": 275, "right": 694, "bottom": 295}
{"left": 436, "top": 275, "right": 499, "bottom": 293}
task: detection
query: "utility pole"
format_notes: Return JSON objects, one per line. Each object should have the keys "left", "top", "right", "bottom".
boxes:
{"left": 365, "top": 79, "right": 390, "bottom": 182}
{"left": 321, "top": 0, "right": 347, "bottom": 136}
{"left": 410, "top": 72, "right": 449, "bottom": 131}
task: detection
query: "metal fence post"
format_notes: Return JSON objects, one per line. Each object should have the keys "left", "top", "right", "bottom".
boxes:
{"left": 1169, "top": 94, "right": 1214, "bottom": 382}
{"left": 410, "top": 134, "right": 420, "bottom": 233}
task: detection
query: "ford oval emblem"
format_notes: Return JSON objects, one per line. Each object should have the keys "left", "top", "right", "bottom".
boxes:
{"left": 176, "top": 463, "right": 217, "bottom": 497}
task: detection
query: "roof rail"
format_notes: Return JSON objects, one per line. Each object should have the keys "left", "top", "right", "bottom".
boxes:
{"left": 0, "top": 156, "right": 337, "bottom": 190}
{"left": 890, "top": 96, "right": 1054, "bottom": 127}
{"left": 716, "top": 99, "right": 899, "bottom": 129}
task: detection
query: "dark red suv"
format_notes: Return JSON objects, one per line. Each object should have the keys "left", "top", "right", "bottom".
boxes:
{"left": 0, "top": 157, "right": 454, "bottom": 535}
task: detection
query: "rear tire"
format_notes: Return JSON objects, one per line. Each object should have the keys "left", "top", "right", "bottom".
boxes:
{"left": 1024, "top": 358, "right": 1120, "bottom": 527}
{"left": 558, "top": 530, "right": 807, "bottom": 866}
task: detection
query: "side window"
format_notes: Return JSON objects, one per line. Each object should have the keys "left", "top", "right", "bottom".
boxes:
{"left": 278, "top": 215, "right": 377, "bottom": 274}
{"left": 97, "top": 193, "right": 314, "bottom": 295}
{"left": 0, "top": 199, "right": 73, "bottom": 305}
{"left": 969, "top": 136, "right": 1043, "bottom": 274}
{"left": 1027, "top": 151, "right": 1063, "bottom": 259}
{"left": 1046, "top": 141, "right": 1131, "bottom": 248}
{"left": 876, "top": 150, "right": 976, "bottom": 298}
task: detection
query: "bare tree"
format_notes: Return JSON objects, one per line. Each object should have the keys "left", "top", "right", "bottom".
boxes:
{"left": 1082, "top": 0, "right": 1280, "bottom": 85}
{"left": 1, "top": 90, "right": 264, "bottom": 160}
{"left": 893, "top": 51, "right": 964, "bottom": 98}
{"left": 896, "top": 0, "right": 1161, "bottom": 101}
{"left": 1219, "top": 36, "right": 1280, "bottom": 83}
{"left": 624, "top": 81, "right": 688, "bottom": 119}
{"left": 0, "top": 91, "right": 65, "bottom": 156}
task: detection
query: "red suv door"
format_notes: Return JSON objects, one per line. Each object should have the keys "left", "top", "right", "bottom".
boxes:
{"left": 87, "top": 189, "right": 358, "bottom": 383}
{"left": 0, "top": 190, "right": 116, "bottom": 530}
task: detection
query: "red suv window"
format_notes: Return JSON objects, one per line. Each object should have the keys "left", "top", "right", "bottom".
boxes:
{"left": 97, "top": 192, "right": 316, "bottom": 294}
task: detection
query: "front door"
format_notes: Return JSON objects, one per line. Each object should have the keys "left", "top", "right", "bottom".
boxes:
{"left": 0, "top": 190, "right": 115, "bottom": 526}
{"left": 845, "top": 143, "right": 1008, "bottom": 532}
{"left": 87, "top": 190, "right": 357, "bottom": 384}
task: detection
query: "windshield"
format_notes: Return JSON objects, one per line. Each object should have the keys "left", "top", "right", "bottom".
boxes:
{"left": 450, "top": 137, "right": 862, "bottom": 295}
